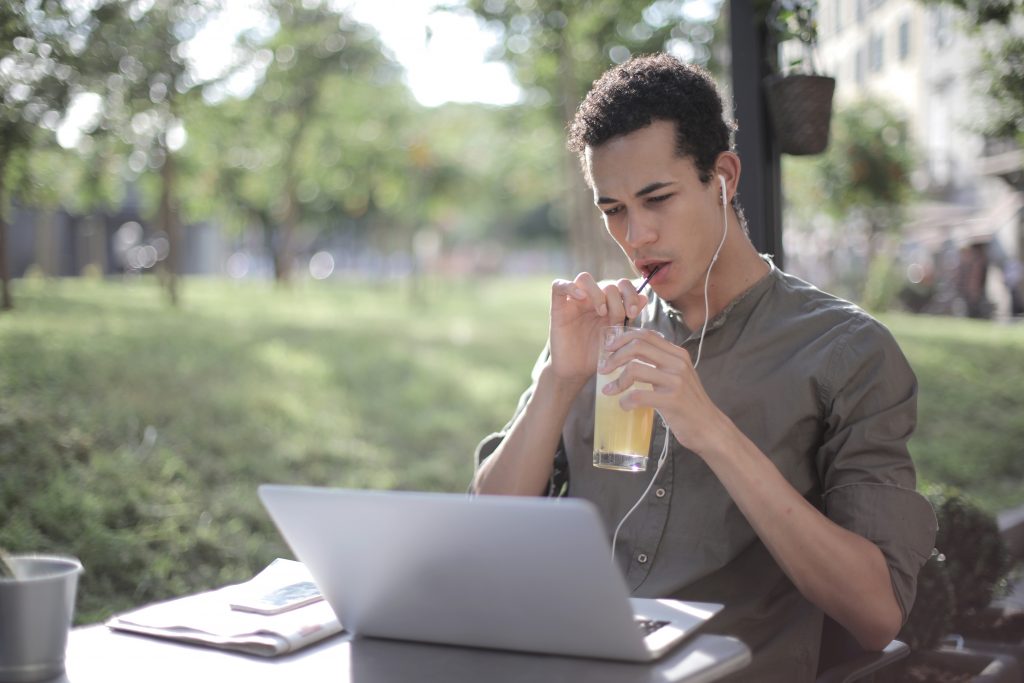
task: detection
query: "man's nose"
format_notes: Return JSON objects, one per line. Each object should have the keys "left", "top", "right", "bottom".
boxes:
{"left": 625, "top": 214, "right": 657, "bottom": 248}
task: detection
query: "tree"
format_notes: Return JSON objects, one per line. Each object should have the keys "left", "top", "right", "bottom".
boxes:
{"left": 0, "top": 1, "right": 111, "bottom": 310}
{"left": 73, "top": 0, "right": 225, "bottom": 305}
{"left": 459, "top": 0, "right": 726, "bottom": 277}
{"left": 920, "top": 0, "right": 1024, "bottom": 143}
{"left": 817, "top": 99, "right": 916, "bottom": 305}
{"left": 182, "top": 0, "right": 416, "bottom": 283}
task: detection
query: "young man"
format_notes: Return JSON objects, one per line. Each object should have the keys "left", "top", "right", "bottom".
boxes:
{"left": 471, "top": 54, "right": 936, "bottom": 681}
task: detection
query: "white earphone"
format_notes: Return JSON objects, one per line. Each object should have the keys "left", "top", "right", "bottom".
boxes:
{"left": 719, "top": 174, "right": 727, "bottom": 208}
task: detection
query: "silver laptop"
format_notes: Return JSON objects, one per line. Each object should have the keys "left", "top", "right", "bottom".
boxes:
{"left": 258, "top": 485, "right": 722, "bottom": 662}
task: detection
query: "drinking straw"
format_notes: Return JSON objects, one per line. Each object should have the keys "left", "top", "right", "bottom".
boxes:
{"left": 624, "top": 264, "right": 662, "bottom": 326}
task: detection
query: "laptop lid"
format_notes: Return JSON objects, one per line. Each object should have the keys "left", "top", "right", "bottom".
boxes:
{"left": 258, "top": 485, "right": 720, "bottom": 661}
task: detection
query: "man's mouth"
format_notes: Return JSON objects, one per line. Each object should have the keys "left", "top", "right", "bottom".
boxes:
{"left": 636, "top": 260, "right": 671, "bottom": 279}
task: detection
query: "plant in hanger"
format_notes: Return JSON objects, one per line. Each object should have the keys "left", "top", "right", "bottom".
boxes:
{"left": 760, "top": 0, "right": 836, "bottom": 156}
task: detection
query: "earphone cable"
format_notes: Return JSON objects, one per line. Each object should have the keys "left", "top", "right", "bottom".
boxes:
{"left": 610, "top": 177, "right": 729, "bottom": 562}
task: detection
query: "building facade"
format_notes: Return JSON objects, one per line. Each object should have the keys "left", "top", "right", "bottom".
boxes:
{"left": 801, "top": 0, "right": 1023, "bottom": 316}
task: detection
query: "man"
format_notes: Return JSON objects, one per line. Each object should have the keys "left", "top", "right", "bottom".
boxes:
{"left": 471, "top": 53, "right": 936, "bottom": 681}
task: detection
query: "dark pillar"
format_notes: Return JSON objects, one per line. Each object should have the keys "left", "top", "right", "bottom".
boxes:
{"left": 729, "top": 0, "right": 784, "bottom": 267}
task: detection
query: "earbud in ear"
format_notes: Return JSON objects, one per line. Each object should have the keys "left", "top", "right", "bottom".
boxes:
{"left": 718, "top": 175, "right": 727, "bottom": 206}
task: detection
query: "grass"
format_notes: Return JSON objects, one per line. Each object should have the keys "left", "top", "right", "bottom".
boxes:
{"left": 1, "top": 275, "right": 1022, "bottom": 624}
{"left": 883, "top": 313, "right": 1024, "bottom": 513}
{"left": 0, "top": 275, "right": 550, "bottom": 623}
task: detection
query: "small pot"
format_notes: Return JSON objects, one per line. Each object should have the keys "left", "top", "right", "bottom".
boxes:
{"left": 764, "top": 73, "right": 836, "bottom": 156}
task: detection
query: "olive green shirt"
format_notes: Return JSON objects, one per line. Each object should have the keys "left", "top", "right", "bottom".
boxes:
{"left": 475, "top": 260, "right": 937, "bottom": 681}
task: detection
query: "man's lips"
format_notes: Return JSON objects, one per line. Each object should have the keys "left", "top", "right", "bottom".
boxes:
{"left": 636, "top": 260, "right": 671, "bottom": 279}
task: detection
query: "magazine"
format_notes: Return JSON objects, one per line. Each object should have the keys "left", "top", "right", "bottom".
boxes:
{"left": 106, "top": 559, "right": 343, "bottom": 657}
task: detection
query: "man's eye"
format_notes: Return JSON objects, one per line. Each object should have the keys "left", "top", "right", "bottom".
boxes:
{"left": 647, "top": 194, "right": 672, "bottom": 204}
{"left": 603, "top": 206, "right": 623, "bottom": 216}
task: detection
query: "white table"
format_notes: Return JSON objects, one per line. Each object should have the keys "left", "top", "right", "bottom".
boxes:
{"left": 53, "top": 624, "right": 750, "bottom": 683}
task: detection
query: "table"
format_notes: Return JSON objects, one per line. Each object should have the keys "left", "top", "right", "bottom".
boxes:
{"left": 54, "top": 624, "right": 750, "bottom": 683}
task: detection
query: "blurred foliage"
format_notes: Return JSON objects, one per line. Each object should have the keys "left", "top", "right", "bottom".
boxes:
{"left": 782, "top": 98, "right": 916, "bottom": 306}
{"left": 901, "top": 486, "right": 1013, "bottom": 650}
{"left": 818, "top": 99, "right": 916, "bottom": 226}
{"left": 759, "top": 0, "right": 823, "bottom": 74}
{"left": 882, "top": 312, "right": 1024, "bottom": 513}
{"left": 181, "top": 1, "right": 410, "bottom": 281}
{"left": 0, "top": 275, "right": 551, "bottom": 623}
{"left": 458, "top": 0, "right": 727, "bottom": 276}
{"left": 927, "top": 486, "right": 1013, "bottom": 630}
{"left": 0, "top": 0, "right": 113, "bottom": 309}
{"left": 459, "top": 0, "right": 726, "bottom": 120}
{"left": 899, "top": 550, "right": 955, "bottom": 651}
{"left": 918, "top": 0, "right": 1024, "bottom": 143}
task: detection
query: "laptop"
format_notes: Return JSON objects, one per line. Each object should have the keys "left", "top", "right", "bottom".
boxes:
{"left": 257, "top": 485, "right": 723, "bottom": 662}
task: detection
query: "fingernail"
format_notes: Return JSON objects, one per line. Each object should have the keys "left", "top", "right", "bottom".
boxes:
{"left": 602, "top": 381, "right": 614, "bottom": 394}
{"left": 628, "top": 305, "right": 638, "bottom": 318}
{"left": 572, "top": 288, "right": 586, "bottom": 300}
{"left": 598, "top": 304, "right": 608, "bottom": 316}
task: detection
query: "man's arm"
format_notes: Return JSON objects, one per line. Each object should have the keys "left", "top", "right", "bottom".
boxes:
{"left": 604, "top": 328, "right": 907, "bottom": 650}
{"left": 473, "top": 274, "right": 649, "bottom": 496}
{"left": 471, "top": 361, "right": 583, "bottom": 495}
{"left": 700, "top": 417, "right": 903, "bottom": 650}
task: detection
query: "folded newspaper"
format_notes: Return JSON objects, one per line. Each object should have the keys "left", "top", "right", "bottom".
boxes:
{"left": 106, "top": 558, "right": 343, "bottom": 656}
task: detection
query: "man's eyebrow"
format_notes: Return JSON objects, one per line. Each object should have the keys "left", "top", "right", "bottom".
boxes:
{"left": 596, "top": 181, "right": 675, "bottom": 205}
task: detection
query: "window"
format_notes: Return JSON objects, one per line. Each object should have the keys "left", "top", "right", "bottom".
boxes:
{"left": 898, "top": 18, "right": 911, "bottom": 60}
{"left": 869, "top": 31, "right": 884, "bottom": 72}
{"left": 856, "top": 0, "right": 865, "bottom": 24}
{"left": 855, "top": 46, "right": 865, "bottom": 83}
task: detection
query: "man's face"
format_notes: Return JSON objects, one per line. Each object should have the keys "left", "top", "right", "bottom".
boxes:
{"left": 586, "top": 119, "right": 723, "bottom": 308}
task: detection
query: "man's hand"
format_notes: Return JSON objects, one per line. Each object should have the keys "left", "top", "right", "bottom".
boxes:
{"left": 549, "top": 273, "right": 649, "bottom": 385}
{"left": 598, "top": 328, "right": 727, "bottom": 456}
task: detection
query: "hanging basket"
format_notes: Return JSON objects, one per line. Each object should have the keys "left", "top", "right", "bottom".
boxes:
{"left": 764, "top": 74, "right": 836, "bottom": 156}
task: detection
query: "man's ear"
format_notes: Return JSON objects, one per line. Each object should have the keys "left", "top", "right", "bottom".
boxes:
{"left": 714, "top": 152, "right": 741, "bottom": 203}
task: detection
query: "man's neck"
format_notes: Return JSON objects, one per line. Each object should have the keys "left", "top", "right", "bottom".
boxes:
{"left": 670, "top": 236, "right": 771, "bottom": 333}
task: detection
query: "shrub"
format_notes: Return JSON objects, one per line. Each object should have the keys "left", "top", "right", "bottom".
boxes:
{"left": 930, "top": 486, "right": 1012, "bottom": 631}
{"left": 899, "top": 550, "right": 956, "bottom": 651}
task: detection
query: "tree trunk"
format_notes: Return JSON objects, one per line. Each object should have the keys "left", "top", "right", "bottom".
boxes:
{"left": 0, "top": 165, "right": 11, "bottom": 311}
{"left": 274, "top": 182, "right": 298, "bottom": 284}
{"left": 158, "top": 146, "right": 180, "bottom": 306}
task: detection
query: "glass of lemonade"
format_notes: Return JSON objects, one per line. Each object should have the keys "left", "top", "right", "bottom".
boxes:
{"left": 593, "top": 325, "right": 655, "bottom": 472}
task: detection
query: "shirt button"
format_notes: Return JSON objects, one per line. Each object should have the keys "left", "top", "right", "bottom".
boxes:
{"left": 655, "top": 488, "right": 666, "bottom": 498}
{"left": 637, "top": 553, "right": 648, "bottom": 564}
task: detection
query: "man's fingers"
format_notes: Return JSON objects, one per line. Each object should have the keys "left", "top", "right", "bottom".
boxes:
{"left": 552, "top": 279, "right": 587, "bottom": 302}
{"left": 601, "top": 282, "right": 627, "bottom": 324}
{"left": 616, "top": 279, "right": 647, "bottom": 321}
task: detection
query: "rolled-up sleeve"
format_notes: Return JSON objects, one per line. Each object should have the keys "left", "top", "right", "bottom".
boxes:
{"left": 817, "top": 316, "right": 938, "bottom": 621}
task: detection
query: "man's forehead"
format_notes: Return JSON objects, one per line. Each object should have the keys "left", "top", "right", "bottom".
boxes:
{"left": 585, "top": 142, "right": 697, "bottom": 196}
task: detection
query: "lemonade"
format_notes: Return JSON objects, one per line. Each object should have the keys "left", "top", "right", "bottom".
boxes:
{"left": 593, "top": 365, "right": 654, "bottom": 472}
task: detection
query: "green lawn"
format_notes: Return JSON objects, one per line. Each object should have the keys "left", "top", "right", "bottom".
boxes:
{"left": 1, "top": 276, "right": 1022, "bottom": 623}
{"left": 883, "top": 313, "right": 1024, "bottom": 512}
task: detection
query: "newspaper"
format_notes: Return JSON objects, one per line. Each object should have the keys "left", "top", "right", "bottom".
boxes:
{"left": 106, "top": 559, "right": 343, "bottom": 657}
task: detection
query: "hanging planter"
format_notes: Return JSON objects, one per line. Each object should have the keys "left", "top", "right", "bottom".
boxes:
{"left": 765, "top": 73, "right": 836, "bottom": 155}
{"left": 761, "top": 0, "right": 836, "bottom": 156}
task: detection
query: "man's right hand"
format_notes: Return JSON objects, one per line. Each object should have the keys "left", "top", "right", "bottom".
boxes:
{"left": 549, "top": 272, "right": 649, "bottom": 384}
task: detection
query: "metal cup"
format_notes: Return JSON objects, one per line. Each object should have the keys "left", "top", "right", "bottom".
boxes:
{"left": 0, "top": 555, "right": 82, "bottom": 683}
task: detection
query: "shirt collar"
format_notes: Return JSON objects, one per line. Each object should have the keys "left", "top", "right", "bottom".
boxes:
{"left": 654, "top": 255, "right": 778, "bottom": 342}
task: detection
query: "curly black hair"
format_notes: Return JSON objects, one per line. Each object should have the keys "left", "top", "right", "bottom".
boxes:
{"left": 567, "top": 53, "right": 736, "bottom": 187}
